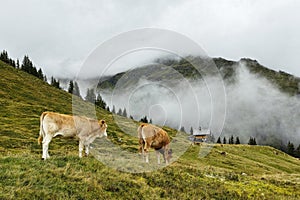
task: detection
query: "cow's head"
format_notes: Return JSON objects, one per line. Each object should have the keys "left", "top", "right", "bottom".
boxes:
{"left": 157, "top": 148, "right": 173, "bottom": 164}
{"left": 99, "top": 120, "right": 108, "bottom": 137}
{"left": 165, "top": 148, "right": 172, "bottom": 163}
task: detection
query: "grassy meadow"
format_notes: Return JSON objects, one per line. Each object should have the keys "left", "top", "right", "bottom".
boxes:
{"left": 0, "top": 61, "right": 300, "bottom": 199}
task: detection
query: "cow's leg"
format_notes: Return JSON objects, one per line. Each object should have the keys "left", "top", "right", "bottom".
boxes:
{"left": 164, "top": 147, "right": 169, "bottom": 165}
{"left": 84, "top": 144, "right": 90, "bottom": 156}
{"left": 140, "top": 141, "right": 145, "bottom": 161}
{"left": 42, "top": 135, "right": 52, "bottom": 160}
{"left": 156, "top": 150, "right": 161, "bottom": 165}
{"left": 145, "top": 150, "right": 149, "bottom": 163}
{"left": 79, "top": 140, "right": 84, "bottom": 158}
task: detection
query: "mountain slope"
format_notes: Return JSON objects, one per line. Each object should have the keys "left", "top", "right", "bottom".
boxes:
{"left": 98, "top": 57, "right": 300, "bottom": 96}
{"left": 1, "top": 61, "right": 300, "bottom": 199}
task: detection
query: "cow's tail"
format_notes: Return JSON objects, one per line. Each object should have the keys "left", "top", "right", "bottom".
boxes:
{"left": 38, "top": 112, "right": 47, "bottom": 145}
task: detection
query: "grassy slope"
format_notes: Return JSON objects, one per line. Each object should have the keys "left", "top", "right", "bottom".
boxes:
{"left": 0, "top": 61, "right": 300, "bottom": 199}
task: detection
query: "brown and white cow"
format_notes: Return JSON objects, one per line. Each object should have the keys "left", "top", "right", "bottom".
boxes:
{"left": 138, "top": 123, "right": 172, "bottom": 164}
{"left": 38, "top": 112, "right": 107, "bottom": 160}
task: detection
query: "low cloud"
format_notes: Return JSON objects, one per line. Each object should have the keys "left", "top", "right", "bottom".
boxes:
{"left": 101, "top": 62, "right": 300, "bottom": 146}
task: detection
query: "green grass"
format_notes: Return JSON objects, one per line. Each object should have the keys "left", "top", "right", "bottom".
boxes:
{"left": 1, "top": 61, "right": 300, "bottom": 199}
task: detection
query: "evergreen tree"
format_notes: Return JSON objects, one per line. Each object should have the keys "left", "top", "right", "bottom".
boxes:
{"left": 248, "top": 137, "right": 253, "bottom": 145}
{"left": 0, "top": 50, "right": 16, "bottom": 68}
{"left": 50, "top": 76, "right": 60, "bottom": 89}
{"left": 37, "top": 68, "right": 44, "bottom": 80}
{"left": 16, "top": 59, "right": 20, "bottom": 69}
{"left": 235, "top": 136, "right": 240, "bottom": 144}
{"left": 68, "top": 80, "right": 74, "bottom": 94}
{"left": 117, "top": 108, "right": 122, "bottom": 116}
{"left": 223, "top": 137, "right": 227, "bottom": 144}
{"left": 112, "top": 105, "right": 116, "bottom": 114}
{"left": 253, "top": 138, "right": 257, "bottom": 145}
{"left": 180, "top": 126, "right": 186, "bottom": 132}
{"left": 85, "top": 88, "right": 96, "bottom": 103}
{"left": 106, "top": 106, "right": 110, "bottom": 112}
{"left": 122, "top": 108, "right": 127, "bottom": 117}
{"left": 73, "top": 81, "right": 81, "bottom": 98}
{"left": 248, "top": 137, "right": 257, "bottom": 145}
{"left": 0, "top": 50, "right": 9, "bottom": 63}
{"left": 21, "top": 55, "right": 38, "bottom": 77}
{"left": 140, "top": 116, "right": 148, "bottom": 123}
{"left": 129, "top": 115, "right": 134, "bottom": 120}
{"left": 217, "top": 137, "right": 221, "bottom": 144}
{"left": 229, "top": 135, "right": 234, "bottom": 144}
{"left": 295, "top": 144, "right": 300, "bottom": 158}
{"left": 95, "top": 94, "right": 106, "bottom": 109}
{"left": 149, "top": 118, "right": 152, "bottom": 124}
{"left": 9, "top": 59, "right": 16, "bottom": 68}
{"left": 190, "top": 127, "right": 193, "bottom": 135}
{"left": 287, "top": 141, "right": 295, "bottom": 156}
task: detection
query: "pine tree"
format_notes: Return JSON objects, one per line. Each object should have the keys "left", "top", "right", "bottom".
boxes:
{"left": 16, "top": 59, "right": 20, "bottom": 69}
{"left": 21, "top": 55, "right": 39, "bottom": 77}
{"left": 0, "top": 50, "right": 16, "bottom": 68}
{"left": 229, "top": 135, "right": 234, "bottom": 144}
{"left": 140, "top": 116, "right": 148, "bottom": 123}
{"left": 287, "top": 141, "right": 295, "bottom": 156}
{"left": 117, "top": 108, "right": 122, "bottom": 116}
{"left": 37, "top": 68, "right": 44, "bottom": 80}
{"left": 295, "top": 144, "right": 300, "bottom": 158}
{"left": 129, "top": 115, "right": 134, "bottom": 120}
{"left": 248, "top": 137, "right": 253, "bottom": 145}
{"left": 217, "top": 137, "right": 221, "bottom": 144}
{"left": 95, "top": 94, "right": 106, "bottom": 109}
{"left": 50, "top": 76, "right": 60, "bottom": 89}
{"left": 149, "top": 118, "right": 152, "bottom": 124}
{"left": 223, "top": 137, "right": 227, "bottom": 144}
{"left": 248, "top": 137, "right": 257, "bottom": 145}
{"left": 0, "top": 50, "right": 9, "bottom": 63}
{"left": 122, "top": 108, "right": 127, "bottom": 117}
{"left": 68, "top": 80, "right": 74, "bottom": 94}
{"left": 9, "top": 59, "right": 16, "bottom": 68}
{"left": 190, "top": 127, "right": 193, "bottom": 135}
{"left": 106, "top": 106, "right": 110, "bottom": 112}
{"left": 21, "top": 55, "right": 32, "bottom": 73}
{"left": 253, "top": 138, "right": 257, "bottom": 145}
{"left": 112, "top": 105, "right": 116, "bottom": 114}
{"left": 235, "top": 136, "right": 240, "bottom": 144}
{"left": 85, "top": 88, "right": 96, "bottom": 103}
{"left": 180, "top": 126, "right": 185, "bottom": 132}
{"left": 73, "top": 81, "right": 81, "bottom": 98}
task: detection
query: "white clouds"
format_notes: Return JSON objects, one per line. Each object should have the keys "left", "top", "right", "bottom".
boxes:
{"left": 0, "top": 0, "right": 299, "bottom": 77}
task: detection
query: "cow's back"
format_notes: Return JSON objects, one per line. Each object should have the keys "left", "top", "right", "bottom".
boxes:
{"left": 42, "top": 112, "right": 78, "bottom": 137}
{"left": 138, "top": 123, "right": 170, "bottom": 147}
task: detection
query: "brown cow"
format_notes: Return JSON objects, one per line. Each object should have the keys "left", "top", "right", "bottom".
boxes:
{"left": 138, "top": 123, "right": 172, "bottom": 164}
{"left": 38, "top": 112, "right": 107, "bottom": 160}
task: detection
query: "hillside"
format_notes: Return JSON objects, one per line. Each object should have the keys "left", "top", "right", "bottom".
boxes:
{"left": 98, "top": 57, "right": 300, "bottom": 96}
{"left": 1, "top": 60, "right": 300, "bottom": 199}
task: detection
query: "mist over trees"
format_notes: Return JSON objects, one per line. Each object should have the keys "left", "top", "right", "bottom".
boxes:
{"left": 101, "top": 61, "right": 300, "bottom": 157}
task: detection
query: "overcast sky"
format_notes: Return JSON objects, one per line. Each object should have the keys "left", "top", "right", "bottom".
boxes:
{"left": 1, "top": 0, "right": 299, "bottom": 78}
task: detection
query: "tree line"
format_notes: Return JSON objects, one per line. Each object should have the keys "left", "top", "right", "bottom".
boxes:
{"left": 1, "top": 50, "right": 46, "bottom": 81}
